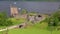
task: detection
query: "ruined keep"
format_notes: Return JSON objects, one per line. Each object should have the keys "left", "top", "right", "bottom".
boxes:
{"left": 10, "top": 5, "right": 19, "bottom": 18}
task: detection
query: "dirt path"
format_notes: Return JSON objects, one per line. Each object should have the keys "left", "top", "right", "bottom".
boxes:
{"left": 0, "top": 23, "right": 26, "bottom": 32}
{"left": 0, "top": 25, "right": 19, "bottom": 32}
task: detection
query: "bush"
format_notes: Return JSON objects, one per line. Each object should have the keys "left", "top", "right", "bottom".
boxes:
{"left": 0, "top": 12, "right": 13, "bottom": 27}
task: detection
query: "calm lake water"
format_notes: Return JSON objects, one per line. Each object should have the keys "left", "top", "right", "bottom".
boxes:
{"left": 0, "top": 1, "right": 60, "bottom": 15}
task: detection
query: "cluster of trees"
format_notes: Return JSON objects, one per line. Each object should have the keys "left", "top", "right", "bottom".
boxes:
{"left": 40, "top": 10, "right": 60, "bottom": 31}
{"left": 44, "top": 10, "right": 60, "bottom": 31}
{"left": 39, "top": 11, "right": 60, "bottom": 34}
{"left": 49, "top": 11, "right": 60, "bottom": 26}
{"left": 0, "top": 12, "right": 13, "bottom": 27}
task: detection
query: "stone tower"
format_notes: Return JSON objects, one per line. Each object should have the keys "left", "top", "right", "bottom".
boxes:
{"left": 10, "top": 6, "right": 19, "bottom": 17}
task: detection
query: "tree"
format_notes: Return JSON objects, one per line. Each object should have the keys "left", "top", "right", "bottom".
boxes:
{"left": 46, "top": 11, "right": 60, "bottom": 34}
{"left": 0, "top": 12, "right": 7, "bottom": 26}
{"left": 40, "top": 11, "right": 60, "bottom": 34}
{"left": 52, "top": 11, "right": 60, "bottom": 26}
{"left": 0, "top": 12, "right": 13, "bottom": 26}
{"left": 21, "top": 9, "right": 28, "bottom": 14}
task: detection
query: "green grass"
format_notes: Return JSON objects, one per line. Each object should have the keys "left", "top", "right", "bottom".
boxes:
{"left": 8, "top": 18, "right": 26, "bottom": 25}
{"left": 2, "top": 27, "right": 59, "bottom": 34}
{"left": 8, "top": 28, "right": 50, "bottom": 34}
{"left": 0, "top": 26, "right": 6, "bottom": 29}
{"left": 0, "top": 23, "right": 60, "bottom": 34}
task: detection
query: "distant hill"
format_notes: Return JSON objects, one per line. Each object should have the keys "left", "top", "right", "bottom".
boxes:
{"left": 0, "top": 0, "right": 60, "bottom": 2}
